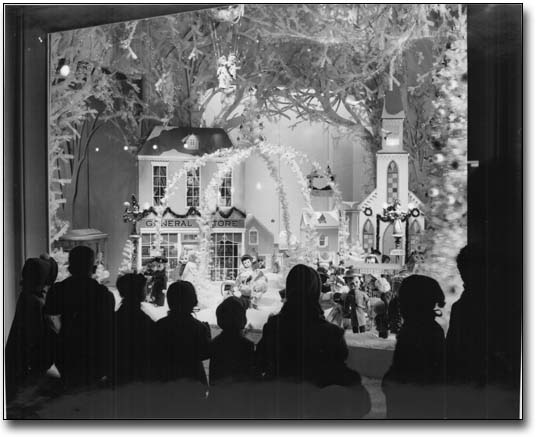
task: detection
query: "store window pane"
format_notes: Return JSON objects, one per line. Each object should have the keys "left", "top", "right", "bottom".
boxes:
{"left": 186, "top": 168, "right": 200, "bottom": 207}
{"left": 140, "top": 232, "right": 179, "bottom": 272}
{"left": 209, "top": 232, "right": 241, "bottom": 280}
{"left": 152, "top": 165, "right": 167, "bottom": 206}
{"left": 218, "top": 170, "right": 232, "bottom": 207}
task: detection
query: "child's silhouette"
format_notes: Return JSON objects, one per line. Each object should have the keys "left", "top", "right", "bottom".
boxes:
{"left": 382, "top": 274, "right": 446, "bottom": 419}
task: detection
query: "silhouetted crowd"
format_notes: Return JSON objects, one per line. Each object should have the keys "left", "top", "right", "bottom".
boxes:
{"left": 6, "top": 244, "right": 491, "bottom": 419}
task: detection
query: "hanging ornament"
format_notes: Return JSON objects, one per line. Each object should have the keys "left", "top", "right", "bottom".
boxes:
{"left": 208, "top": 5, "right": 245, "bottom": 23}
{"left": 433, "top": 153, "right": 445, "bottom": 163}
{"left": 217, "top": 53, "right": 240, "bottom": 92}
{"left": 428, "top": 187, "right": 440, "bottom": 197}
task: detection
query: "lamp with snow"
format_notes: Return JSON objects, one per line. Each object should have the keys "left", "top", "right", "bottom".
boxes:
{"left": 380, "top": 199, "right": 420, "bottom": 262}
{"left": 122, "top": 194, "right": 146, "bottom": 272}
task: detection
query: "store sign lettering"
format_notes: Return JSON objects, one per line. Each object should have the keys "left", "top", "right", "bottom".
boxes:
{"left": 143, "top": 218, "right": 245, "bottom": 228}
{"left": 144, "top": 219, "right": 196, "bottom": 228}
{"left": 211, "top": 219, "right": 244, "bottom": 228}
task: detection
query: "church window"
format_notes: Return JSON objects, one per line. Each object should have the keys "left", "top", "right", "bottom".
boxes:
{"left": 387, "top": 161, "right": 399, "bottom": 203}
{"left": 362, "top": 220, "right": 374, "bottom": 251}
{"left": 409, "top": 219, "right": 422, "bottom": 253}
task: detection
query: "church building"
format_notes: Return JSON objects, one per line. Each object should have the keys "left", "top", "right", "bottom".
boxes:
{"left": 354, "top": 89, "right": 425, "bottom": 263}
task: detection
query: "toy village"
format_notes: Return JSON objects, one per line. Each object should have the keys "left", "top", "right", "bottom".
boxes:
{"left": 45, "top": 3, "right": 466, "bottom": 356}
{"left": 7, "top": 4, "right": 469, "bottom": 419}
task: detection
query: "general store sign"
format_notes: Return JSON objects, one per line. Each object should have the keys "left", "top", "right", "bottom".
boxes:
{"left": 141, "top": 218, "right": 244, "bottom": 229}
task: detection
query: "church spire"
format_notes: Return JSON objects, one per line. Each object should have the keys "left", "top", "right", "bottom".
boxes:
{"left": 380, "top": 86, "right": 405, "bottom": 153}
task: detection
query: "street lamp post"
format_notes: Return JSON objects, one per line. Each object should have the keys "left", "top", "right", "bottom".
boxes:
{"left": 122, "top": 194, "right": 145, "bottom": 272}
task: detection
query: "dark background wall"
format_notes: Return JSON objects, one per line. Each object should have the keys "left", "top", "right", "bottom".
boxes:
{"left": 82, "top": 125, "right": 138, "bottom": 280}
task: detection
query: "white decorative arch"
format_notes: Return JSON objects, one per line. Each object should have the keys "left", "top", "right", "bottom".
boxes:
{"left": 154, "top": 141, "right": 347, "bottom": 278}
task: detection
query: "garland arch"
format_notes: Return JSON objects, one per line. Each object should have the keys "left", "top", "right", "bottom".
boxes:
{"left": 154, "top": 141, "right": 349, "bottom": 278}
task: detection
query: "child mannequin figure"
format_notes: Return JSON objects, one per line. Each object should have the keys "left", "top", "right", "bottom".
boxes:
{"left": 235, "top": 255, "right": 267, "bottom": 309}
{"left": 342, "top": 268, "right": 370, "bottom": 333}
{"left": 150, "top": 256, "right": 167, "bottom": 306}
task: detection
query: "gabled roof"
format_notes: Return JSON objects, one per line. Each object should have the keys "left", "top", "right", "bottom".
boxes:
{"left": 358, "top": 189, "right": 378, "bottom": 209}
{"left": 301, "top": 209, "right": 340, "bottom": 229}
{"left": 245, "top": 214, "right": 274, "bottom": 235}
{"left": 408, "top": 191, "right": 425, "bottom": 209}
{"left": 139, "top": 126, "right": 233, "bottom": 157}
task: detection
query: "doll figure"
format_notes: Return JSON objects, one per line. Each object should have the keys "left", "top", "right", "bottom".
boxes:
{"left": 149, "top": 256, "right": 167, "bottom": 306}
{"left": 235, "top": 255, "right": 267, "bottom": 309}
{"left": 342, "top": 269, "right": 370, "bottom": 333}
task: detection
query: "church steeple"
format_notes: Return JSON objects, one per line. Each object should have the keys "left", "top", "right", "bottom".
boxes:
{"left": 376, "top": 87, "right": 409, "bottom": 209}
{"left": 380, "top": 86, "right": 405, "bottom": 153}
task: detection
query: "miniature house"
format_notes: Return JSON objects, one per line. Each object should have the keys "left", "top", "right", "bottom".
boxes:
{"left": 136, "top": 126, "right": 275, "bottom": 279}
{"left": 300, "top": 209, "right": 340, "bottom": 263}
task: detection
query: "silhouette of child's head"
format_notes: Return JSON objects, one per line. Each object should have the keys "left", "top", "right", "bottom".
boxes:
{"left": 68, "top": 246, "right": 95, "bottom": 277}
{"left": 457, "top": 244, "right": 480, "bottom": 287}
{"left": 117, "top": 273, "right": 147, "bottom": 304}
{"left": 216, "top": 297, "right": 247, "bottom": 332}
{"left": 285, "top": 264, "right": 322, "bottom": 304}
{"left": 167, "top": 280, "right": 198, "bottom": 314}
{"left": 39, "top": 253, "right": 58, "bottom": 286}
{"left": 21, "top": 258, "right": 51, "bottom": 292}
{"left": 399, "top": 274, "right": 445, "bottom": 321}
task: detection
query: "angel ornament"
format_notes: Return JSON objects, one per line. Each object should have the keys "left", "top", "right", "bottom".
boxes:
{"left": 217, "top": 54, "right": 240, "bottom": 93}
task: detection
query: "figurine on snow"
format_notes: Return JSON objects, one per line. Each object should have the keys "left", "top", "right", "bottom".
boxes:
{"left": 342, "top": 268, "right": 370, "bottom": 334}
{"left": 326, "top": 268, "right": 369, "bottom": 332}
{"left": 234, "top": 254, "right": 267, "bottom": 309}
{"left": 144, "top": 256, "right": 167, "bottom": 306}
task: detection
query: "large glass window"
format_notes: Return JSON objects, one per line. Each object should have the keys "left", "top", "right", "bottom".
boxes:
{"left": 218, "top": 170, "right": 232, "bottom": 207}
{"left": 363, "top": 220, "right": 375, "bottom": 251}
{"left": 387, "top": 161, "right": 399, "bottom": 204}
{"left": 186, "top": 167, "right": 200, "bottom": 208}
{"left": 209, "top": 232, "right": 242, "bottom": 280}
{"left": 141, "top": 232, "right": 179, "bottom": 270}
{"left": 153, "top": 164, "right": 167, "bottom": 206}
